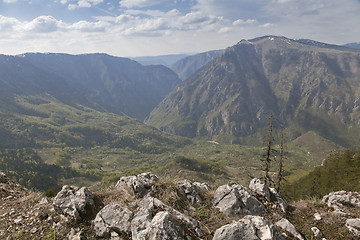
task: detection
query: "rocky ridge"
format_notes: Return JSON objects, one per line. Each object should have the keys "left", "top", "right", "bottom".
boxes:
{"left": 147, "top": 36, "right": 360, "bottom": 146}
{"left": 1, "top": 171, "right": 360, "bottom": 239}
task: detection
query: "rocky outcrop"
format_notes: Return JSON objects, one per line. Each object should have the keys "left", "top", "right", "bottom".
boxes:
{"left": 249, "top": 178, "right": 271, "bottom": 201}
{"left": 346, "top": 218, "right": 360, "bottom": 237}
{"left": 213, "top": 215, "right": 286, "bottom": 240}
{"left": 0, "top": 171, "right": 28, "bottom": 198}
{"left": 115, "top": 172, "right": 158, "bottom": 197}
{"left": 212, "top": 183, "right": 267, "bottom": 216}
{"left": 322, "top": 191, "right": 360, "bottom": 215}
{"left": 132, "top": 197, "right": 203, "bottom": 239}
{"left": 177, "top": 179, "right": 210, "bottom": 204}
{"left": 275, "top": 218, "right": 304, "bottom": 240}
{"left": 249, "top": 178, "right": 288, "bottom": 212}
{"left": 53, "top": 185, "right": 94, "bottom": 221}
{"left": 93, "top": 203, "right": 133, "bottom": 238}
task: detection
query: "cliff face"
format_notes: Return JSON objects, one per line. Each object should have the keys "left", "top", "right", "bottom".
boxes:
{"left": 147, "top": 36, "right": 360, "bottom": 145}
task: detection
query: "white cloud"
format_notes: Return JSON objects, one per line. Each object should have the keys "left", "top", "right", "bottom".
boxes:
{"left": 3, "top": 0, "right": 18, "bottom": 3}
{"left": 70, "top": 20, "right": 110, "bottom": 32}
{"left": 232, "top": 19, "right": 256, "bottom": 26}
{"left": 120, "top": 0, "right": 169, "bottom": 9}
{"left": 21, "top": 16, "right": 63, "bottom": 33}
{"left": 67, "top": 0, "right": 103, "bottom": 10}
{"left": 0, "top": 15, "right": 20, "bottom": 31}
{"left": 260, "top": 22, "right": 274, "bottom": 28}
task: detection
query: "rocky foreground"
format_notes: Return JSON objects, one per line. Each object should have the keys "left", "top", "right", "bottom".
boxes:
{"left": 1, "top": 171, "right": 360, "bottom": 239}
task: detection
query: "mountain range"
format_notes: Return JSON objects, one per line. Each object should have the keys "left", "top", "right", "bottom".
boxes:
{"left": 147, "top": 36, "right": 360, "bottom": 147}
{"left": 10, "top": 53, "right": 181, "bottom": 120}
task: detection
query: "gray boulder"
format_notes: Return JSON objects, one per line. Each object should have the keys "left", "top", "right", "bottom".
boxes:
{"left": 93, "top": 203, "right": 133, "bottom": 238}
{"left": 213, "top": 183, "right": 267, "bottom": 216}
{"left": 346, "top": 218, "right": 360, "bottom": 237}
{"left": 115, "top": 172, "right": 158, "bottom": 197}
{"left": 249, "top": 178, "right": 271, "bottom": 201}
{"left": 322, "top": 191, "right": 360, "bottom": 215}
{"left": 269, "top": 188, "right": 288, "bottom": 213}
{"left": 53, "top": 185, "right": 94, "bottom": 221}
{"left": 248, "top": 178, "right": 287, "bottom": 213}
{"left": 213, "top": 215, "right": 286, "bottom": 240}
{"left": 275, "top": 218, "right": 304, "bottom": 240}
{"left": 177, "top": 179, "right": 210, "bottom": 204}
{"left": 136, "top": 211, "right": 187, "bottom": 240}
{"left": 131, "top": 197, "right": 203, "bottom": 239}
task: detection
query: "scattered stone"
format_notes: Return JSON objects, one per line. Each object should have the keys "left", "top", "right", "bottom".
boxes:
{"left": 39, "top": 197, "right": 50, "bottom": 205}
{"left": 14, "top": 216, "right": 23, "bottom": 224}
{"left": 115, "top": 172, "right": 158, "bottom": 197}
{"left": 322, "top": 191, "right": 360, "bottom": 215}
{"left": 213, "top": 183, "right": 267, "bottom": 216}
{"left": 93, "top": 203, "right": 133, "bottom": 238}
{"left": 249, "top": 178, "right": 271, "bottom": 201}
{"left": 193, "top": 182, "right": 211, "bottom": 191}
{"left": 177, "top": 179, "right": 209, "bottom": 204}
{"left": 31, "top": 227, "right": 37, "bottom": 234}
{"left": 346, "top": 218, "right": 360, "bottom": 237}
{"left": 213, "top": 215, "right": 286, "bottom": 240}
{"left": 311, "top": 227, "right": 323, "bottom": 238}
{"left": 314, "top": 213, "right": 322, "bottom": 221}
{"left": 276, "top": 218, "right": 304, "bottom": 240}
{"left": 53, "top": 185, "right": 94, "bottom": 221}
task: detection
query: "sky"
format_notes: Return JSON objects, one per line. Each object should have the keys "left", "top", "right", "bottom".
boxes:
{"left": 0, "top": 0, "right": 359, "bottom": 57}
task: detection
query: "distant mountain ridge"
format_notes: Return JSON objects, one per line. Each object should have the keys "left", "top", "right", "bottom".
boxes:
{"left": 171, "top": 50, "right": 224, "bottom": 80}
{"left": 15, "top": 53, "right": 181, "bottom": 120}
{"left": 147, "top": 36, "right": 360, "bottom": 146}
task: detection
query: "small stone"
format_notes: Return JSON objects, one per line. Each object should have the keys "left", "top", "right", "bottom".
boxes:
{"left": 31, "top": 227, "right": 38, "bottom": 234}
{"left": 346, "top": 218, "right": 360, "bottom": 237}
{"left": 276, "top": 218, "right": 304, "bottom": 240}
{"left": 39, "top": 197, "right": 50, "bottom": 205}
{"left": 314, "top": 213, "right": 322, "bottom": 221}
{"left": 14, "top": 216, "right": 23, "bottom": 224}
{"left": 311, "top": 227, "right": 323, "bottom": 238}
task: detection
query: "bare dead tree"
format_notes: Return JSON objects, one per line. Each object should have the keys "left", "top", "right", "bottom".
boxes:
{"left": 275, "top": 130, "right": 286, "bottom": 192}
{"left": 263, "top": 113, "right": 275, "bottom": 186}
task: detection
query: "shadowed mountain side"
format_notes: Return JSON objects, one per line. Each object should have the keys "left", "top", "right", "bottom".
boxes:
{"left": 18, "top": 53, "right": 181, "bottom": 120}
{"left": 171, "top": 50, "right": 224, "bottom": 80}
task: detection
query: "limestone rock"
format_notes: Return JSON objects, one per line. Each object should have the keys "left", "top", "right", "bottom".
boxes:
{"left": 53, "top": 185, "right": 94, "bottom": 221}
{"left": 177, "top": 179, "right": 209, "bottom": 204}
{"left": 213, "top": 215, "right": 286, "bottom": 240}
{"left": 269, "top": 188, "right": 288, "bottom": 213}
{"left": 137, "top": 211, "right": 187, "bottom": 240}
{"left": 314, "top": 213, "right": 322, "bottom": 221}
{"left": 115, "top": 172, "right": 158, "bottom": 197}
{"left": 346, "top": 218, "right": 360, "bottom": 237}
{"left": 275, "top": 218, "right": 304, "bottom": 240}
{"left": 322, "top": 191, "right": 360, "bottom": 208}
{"left": 249, "top": 178, "right": 271, "bottom": 201}
{"left": 131, "top": 197, "right": 203, "bottom": 239}
{"left": 213, "top": 183, "right": 267, "bottom": 216}
{"left": 311, "top": 227, "right": 323, "bottom": 238}
{"left": 93, "top": 203, "right": 133, "bottom": 238}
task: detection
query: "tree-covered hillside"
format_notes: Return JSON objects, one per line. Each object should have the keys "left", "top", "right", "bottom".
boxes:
{"left": 283, "top": 148, "right": 360, "bottom": 201}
